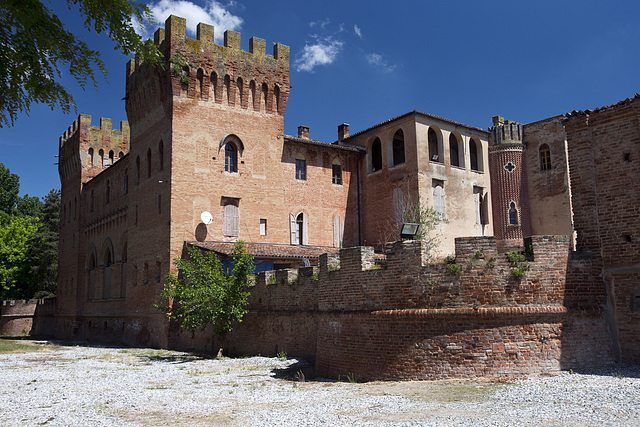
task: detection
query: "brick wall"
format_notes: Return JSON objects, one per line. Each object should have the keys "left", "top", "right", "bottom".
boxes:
{"left": 215, "top": 236, "right": 614, "bottom": 379}
{"left": 564, "top": 95, "right": 640, "bottom": 364}
{"left": 1, "top": 299, "right": 56, "bottom": 337}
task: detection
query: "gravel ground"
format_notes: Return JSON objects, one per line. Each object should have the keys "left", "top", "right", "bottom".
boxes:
{"left": 0, "top": 340, "right": 639, "bottom": 426}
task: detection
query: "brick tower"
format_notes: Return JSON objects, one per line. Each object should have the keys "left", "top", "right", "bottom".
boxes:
{"left": 488, "top": 116, "right": 531, "bottom": 250}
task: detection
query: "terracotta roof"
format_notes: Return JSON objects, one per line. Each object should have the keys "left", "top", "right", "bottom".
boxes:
{"left": 187, "top": 241, "right": 339, "bottom": 260}
{"left": 284, "top": 135, "right": 365, "bottom": 153}
{"left": 342, "top": 110, "right": 490, "bottom": 142}
{"left": 564, "top": 93, "right": 640, "bottom": 118}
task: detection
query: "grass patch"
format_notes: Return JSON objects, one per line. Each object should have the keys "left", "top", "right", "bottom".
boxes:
{"left": 0, "top": 338, "right": 60, "bottom": 354}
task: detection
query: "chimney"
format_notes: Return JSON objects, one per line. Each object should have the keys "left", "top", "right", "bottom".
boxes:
{"left": 338, "top": 123, "right": 349, "bottom": 141}
{"left": 298, "top": 126, "right": 310, "bottom": 139}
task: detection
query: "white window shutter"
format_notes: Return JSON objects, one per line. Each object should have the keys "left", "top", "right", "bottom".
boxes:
{"left": 333, "top": 216, "right": 344, "bottom": 247}
{"left": 474, "top": 191, "right": 481, "bottom": 224}
{"left": 433, "top": 185, "right": 445, "bottom": 218}
{"left": 303, "top": 214, "right": 309, "bottom": 245}
{"left": 289, "top": 213, "right": 296, "bottom": 244}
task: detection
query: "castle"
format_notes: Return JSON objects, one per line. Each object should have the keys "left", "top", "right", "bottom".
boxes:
{"left": 41, "top": 15, "right": 640, "bottom": 379}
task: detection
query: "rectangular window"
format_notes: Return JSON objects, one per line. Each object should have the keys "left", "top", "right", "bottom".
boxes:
{"left": 260, "top": 218, "right": 267, "bottom": 235}
{"left": 295, "top": 159, "right": 306, "bottom": 180}
{"left": 332, "top": 164, "right": 342, "bottom": 185}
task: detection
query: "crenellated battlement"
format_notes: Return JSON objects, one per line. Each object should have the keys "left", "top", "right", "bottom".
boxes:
{"left": 490, "top": 115, "right": 523, "bottom": 145}
{"left": 125, "top": 15, "right": 290, "bottom": 120}
{"left": 58, "top": 114, "right": 130, "bottom": 183}
{"left": 127, "top": 15, "right": 289, "bottom": 75}
{"left": 245, "top": 235, "right": 593, "bottom": 314}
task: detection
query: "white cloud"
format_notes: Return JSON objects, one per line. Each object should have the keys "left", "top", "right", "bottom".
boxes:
{"left": 309, "top": 18, "right": 331, "bottom": 29}
{"left": 354, "top": 25, "right": 362, "bottom": 39}
{"left": 134, "top": 0, "right": 243, "bottom": 43}
{"left": 366, "top": 52, "right": 397, "bottom": 73}
{"left": 295, "top": 38, "right": 343, "bottom": 72}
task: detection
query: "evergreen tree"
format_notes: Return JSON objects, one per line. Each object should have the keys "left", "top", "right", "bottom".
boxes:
{"left": 24, "top": 189, "right": 60, "bottom": 299}
{"left": 0, "top": 163, "right": 20, "bottom": 215}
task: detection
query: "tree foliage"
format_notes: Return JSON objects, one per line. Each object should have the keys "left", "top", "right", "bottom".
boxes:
{"left": 24, "top": 189, "right": 60, "bottom": 298}
{"left": 0, "top": 0, "right": 161, "bottom": 127}
{"left": 158, "top": 241, "right": 254, "bottom": 353}
{"left": 0, "top": 212, "right": 39, "bottom": 299}
{"left": 0, "top": 163, "right": 58, "bottom": 299}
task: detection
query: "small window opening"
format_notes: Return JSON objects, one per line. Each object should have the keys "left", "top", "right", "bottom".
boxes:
{"left": 539, "top": 144, "right": 551, "bottom": 170}
{"left": 509, "top": 202, "right": 519, "bottom": 225}
{"left": 296, "top": 213, "right": 304, "bottom": 245}
{"left": 225, "top": 143, "right": 238, "bottom": 173}
{"left": 624, "top": 234, "right": 632, "bottom": 242}
{"left": 260, "top": 218, "right": 267, "bottom": 236}
{"left": 296, "top": 158, "right": 307, "bottom": 180}
{"left": 624, "top": 153, "right": 631, "bottom": 162}
{"left": 332, "top": 162, "right": 342, "bottom": 185}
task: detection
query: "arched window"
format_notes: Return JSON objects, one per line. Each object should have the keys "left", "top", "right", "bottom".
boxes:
{"left": 250, "top": 80, "right": 256, "bottom": 110}
{"left": 197, "top": 68, "right": 204, "bottom": 99}
{"left": 261, "top": 83, "right": 268, "bottom": 111}
{"left": 225, "top": 143, "right": 237, "bottom": 173}
{"left": 371, "top": 137, "right": 382, "bottom": 172}
{"left": 509, "top": 202, "right": 518, "bottom": 225}
{"left": 449, "top": 134, "right": 460, "bottom": 167}
{"left": 224, "top": 74, "right": 231, "bottom": 104}
{"left": 211, "top": 72, "right": 218, "bottom": 102}
{"left": 118, "top": 151, "right": 124, "bottom": 159}
{"left": 296, "top": 213, "right": 304, "bottom": 245}
{"left": 88, "top": 148, "right": 94, "bottom": 166}
{"left": 470, "top": 139, "right": 479, "bottom": 171}
{"left": 108, "top": 150, "right": 114, "bottom": 165}
{"left": 274, "top": 84, "right": 281, "bottom": 113}
{"left": 158, "top": 140, "right": 164, "bottom": 171}
{"left": 539, "top": 144, "right": 551, "bottom": 170}
{"left": 237, "top": 77, "right": 244, "bottom": 108}
{"left": 135, "top": 156, "right": 140, "bottom": 185}
{"left": 428, "top": 128, "right": 441, "bottom": 163}
{"left": 98, "top": 149, "right": 104, "bottom": 167}
{"left": 105, "top": 180, "right": 110, "bottom": 204}
{"left": 146, "top": 148, "right": 151, "bottom": 178}
{"left": 392, "top": 129, "right": 405, "bottom": 166}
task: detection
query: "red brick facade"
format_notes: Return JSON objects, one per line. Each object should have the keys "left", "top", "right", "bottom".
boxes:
{"left": 33, "top": 14, "right": 637, "bottom": 380}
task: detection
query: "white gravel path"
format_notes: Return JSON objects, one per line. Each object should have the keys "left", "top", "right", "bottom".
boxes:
{"left": 0, "top": 340, "right": 638, "bottom": 426}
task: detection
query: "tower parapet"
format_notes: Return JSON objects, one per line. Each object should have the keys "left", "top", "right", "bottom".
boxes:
{"left": 58, "top": 114, "right": 130, "bottom": 184}
{"left": 125, "top": 15, "right": 290, "bottom": 121}
{"left": 490, "top": 115, "right": 523, "bottom": 145}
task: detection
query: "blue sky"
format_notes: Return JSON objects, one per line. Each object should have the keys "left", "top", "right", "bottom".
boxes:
{"left": 2, "top": 0, "right": 639, "bottom": 199}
